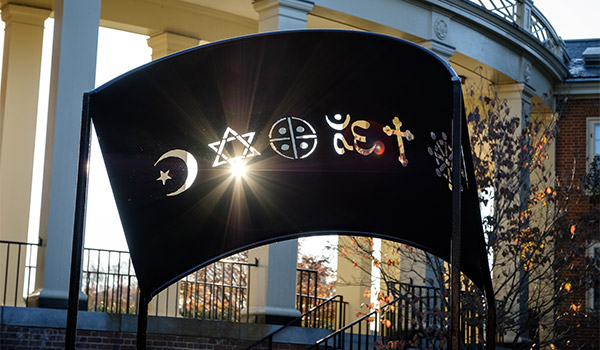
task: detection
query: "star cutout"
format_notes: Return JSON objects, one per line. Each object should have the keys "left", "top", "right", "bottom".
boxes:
{"left": 156, "top": 170, "right": 172, "bottom": 185}
{"left": 208, "top": 127, "right": 261, "bottom": 167}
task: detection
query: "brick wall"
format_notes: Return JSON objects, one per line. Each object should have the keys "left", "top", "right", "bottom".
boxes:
{"left": 555, "top": 97, "right": 600, "bottom": 350}
{"left": 0, "top": 307, "right": 329, "bottom": 350}
{"left": 0, "top": 325, "right": 305, "bottom": 350}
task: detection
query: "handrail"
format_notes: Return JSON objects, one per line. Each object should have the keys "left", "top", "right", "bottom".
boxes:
{"left": 308, "top": 295, "right": 402, "bottom": 350}
{"left": 0, "top": 240, "right": 40, "bottom": 307}
{"left": 0, "top": 240, "right": 41, "bottom": 245}
{"left": 310, "top": 283, "right": 492, "bottom": 349}
{"left": 464, "top": 0, "right": 564, "bottom": 59}
{"left": 245, "top": 294, "right": 345, "bottom": 350}
{"left": 530, "top": 6, "right": 562, "bottom": 55}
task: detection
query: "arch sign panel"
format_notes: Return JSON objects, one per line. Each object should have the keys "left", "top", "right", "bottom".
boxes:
{"left": 87, "top": 30, "right": 491, "bottom": 300}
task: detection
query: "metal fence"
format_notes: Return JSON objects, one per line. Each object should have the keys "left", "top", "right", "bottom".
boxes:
{"left": 83, "top": 248, "right": 138, "bottom": 314}
{"left": 178, "top": 259, "right": 254, "bottom": 322}
{"left": 0, "top": 240, "right": 39, "bottom": 307}
{"left": 83, "top": 247, "right": 257, "bottom": 321}
{"left": 1, "top": 243, "right": 328, "bottom": 324}
{"left": 3, "top": 241, "right": 496, "bottom": 343}
{"left": 296, "top": 268, "right": 346, "bottom": 330}
{"left": 297, "top": 268, "right": 318, "bottom": 314}
{"left": 311, "top": 283, "right": 490, "bottom": 349}
{"left": 300, "top": 295, "right": 346, "bottom": 331}
{"left": 465, "top": 0, "right": 562, "bottom": 56}
{"left": 387, "top": 282, "right": 488, "bottom": 346}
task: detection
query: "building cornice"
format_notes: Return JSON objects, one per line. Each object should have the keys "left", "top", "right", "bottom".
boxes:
{"left": 428, "top": 0, "right": 569, "bottom": 83}
{"left": 557, "top": 79, "right": 600, "bottom": 98}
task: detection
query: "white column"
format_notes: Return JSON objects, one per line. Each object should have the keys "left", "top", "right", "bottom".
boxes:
{"left": 336, "top": 236, "right": 372, "bottom": 326}
{"left": 28, "top": 0, "right": 101, "bottom": 309}
{"left": 244, "top": 0, "right": 314, "bottom": 324}
{"left": 0, "top": 3, "right": 50, "bottom": 307}
{"left": 0, "top": 4, "right": 50, "bottom": 242}
{"left": 496, "top": 81, "right": 535, "bottom": 343}
{"left": 253, "top": 0, "right": 314, "bottom": 32}
{"left": 497, "top": 82, "right": 535, "bottom": 128}
{"left": 247, "top": 241, "right": 301, "bottom": 323}
{"left": 146, "top": 32, "right": 200, "bottom": 60}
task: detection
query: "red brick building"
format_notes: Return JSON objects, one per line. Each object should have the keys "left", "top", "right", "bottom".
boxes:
{"left": 555, "top": 38, "right": 600, "bottom": 349}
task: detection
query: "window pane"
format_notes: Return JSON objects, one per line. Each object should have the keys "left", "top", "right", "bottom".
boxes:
{"left": 594, "top": 124, "right": 600, "bottom": 156}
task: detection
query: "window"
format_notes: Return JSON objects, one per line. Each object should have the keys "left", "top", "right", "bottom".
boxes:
{"left": 588, "top": 117, "right": 600, "bottom": 167}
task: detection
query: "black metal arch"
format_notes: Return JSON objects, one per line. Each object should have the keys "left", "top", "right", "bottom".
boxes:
{"left": 66, "top": 30, "right": 496, "bottom": 350}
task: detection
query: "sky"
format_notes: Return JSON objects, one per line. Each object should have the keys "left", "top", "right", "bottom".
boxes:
{"left": 534, "top": 0, "right": 600, "bottom": 40}
{"left": 0, "top": 1, "right": 598, "bottom": 255}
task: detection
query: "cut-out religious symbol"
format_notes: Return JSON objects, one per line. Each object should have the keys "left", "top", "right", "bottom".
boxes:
{"left": 156, "top": 170, "right": 171, "bottom": 185}
{"left": 154, "top": 149, "right": 198, "bottom": 197}
{"left": 326, "top": 114, "right": 382, "bottom": 156}
{"left": 326, "top": 114, "right": 354, "bottom": 155}
{"left": 383, "top": 117, "right": 414, "bottom": 166}
{"left": 427, "top": 131, "right": 467, "bottom": 191}
{"left": 208, "top": 127, "right": 261, "bottom": 167}
{"left": 269, "top": 117, "right": 318, "bottom": 159}
{"left": 351, "top": 120, "right": 377, "bottom": 156}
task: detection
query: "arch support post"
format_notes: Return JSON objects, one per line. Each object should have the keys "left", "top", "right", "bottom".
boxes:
{"left": 450, "top": 79, "right": 462, "bottom": 350}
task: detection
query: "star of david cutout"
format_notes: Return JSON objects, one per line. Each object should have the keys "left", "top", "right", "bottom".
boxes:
{"left": 208, "top": 127, "right": 261, "bottom": 167}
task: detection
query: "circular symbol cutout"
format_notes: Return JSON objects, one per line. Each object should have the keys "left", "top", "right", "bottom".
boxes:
{"left": 269, "top": 117, "right": 318, "bottom": 160}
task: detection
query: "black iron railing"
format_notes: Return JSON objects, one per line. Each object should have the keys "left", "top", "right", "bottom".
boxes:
{"left": 310, "top": 295, "right": 404, "bottom": 350}
{"left": 387, "top": 282, "right": 447, "bottom": 340}
{"left": 311, "top": 283, "right": 489, "bottom": 349}
{"left": 0, "top": 240, "right": 39, "bottom": 307}
{"left": 388, "top": 282, "right": 487, "bottom": 345}
{"left": 83, "top": 248, "right": 138, "bottom": 314}
{"left": 300, "top": 295, "right": 346, "bottom": 331}
{"left": 178, "top": 258, "right": 256, "bottom": 322}
{"left": 2, "top": 243, "right": 345, "bottom": 333}
{"left": 246, "top": 294, "right": 347, "bottom": 350}
{"left": 297, "top": 268, "right": 318, "bottom": 314}
{"left": 83, "top": 247, "right": 257, "bottom": 321}
{"left": 1, "top": 243, "right": 332, "bottom": 325}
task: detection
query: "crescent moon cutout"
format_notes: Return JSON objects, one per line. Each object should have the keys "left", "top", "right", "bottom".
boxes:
{"left": 154, "top": 149, "right": 198, "bottom": 196}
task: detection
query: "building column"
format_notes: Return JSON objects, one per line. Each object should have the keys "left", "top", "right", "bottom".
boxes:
{"left": 146, "top": 31, "right": 199, "bottom": 315}
{"left": 497, "top": 82, "right": 535, "bottom": 134}
{"left": 497, "top": 81, "right": 536, "bottom": 343}
{"left": 247, "top": 241, "right": 301, "bottom": 324}
{"left": 252, "top": 0, "right": 314, "bottom": 32}
{"left": 336, "top": 236, "right": 372, "bottom": 326}
{"left": 146, "top": 32, "right": 200, "bottom": 60}
{"left": 244, "top": 0, "right": 314, "bottom": 325}
{"left": 0, "top": 3, "right": 50, "bottom": 307}
{"left": 0, "top": 4, "right": 50, "bottom": 242}
{"left": 28, "top": 0, "right": 101, "bottom": 309}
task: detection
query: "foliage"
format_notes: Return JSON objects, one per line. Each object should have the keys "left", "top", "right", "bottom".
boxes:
{"left": 338, "top": 82, "right": 599, "bottom": 349}
{"left": 583, "top": 155, "right": 600, "bottom": 203}
{"left": 297, "top": 253, "right": 336, "bottom": 299}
